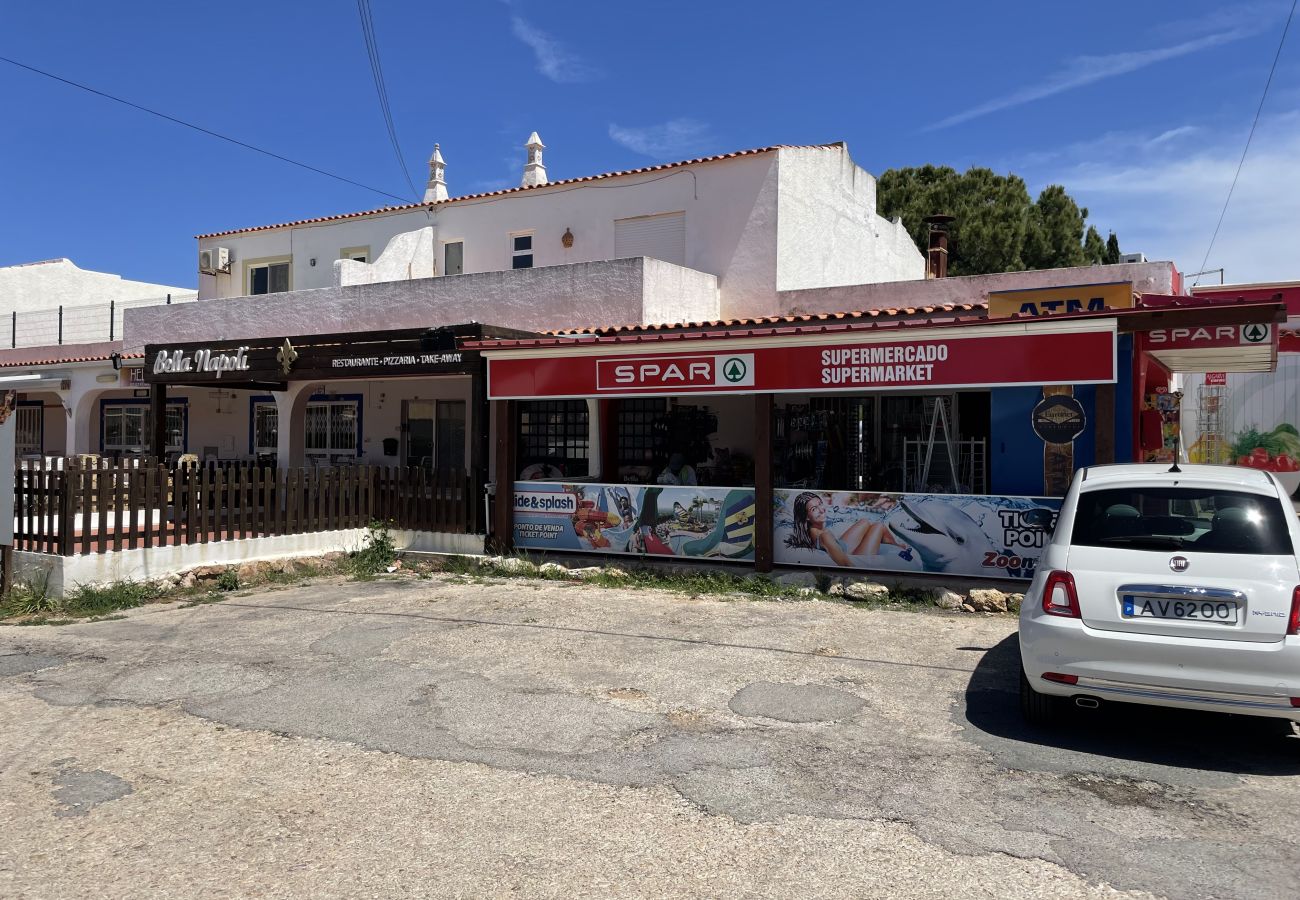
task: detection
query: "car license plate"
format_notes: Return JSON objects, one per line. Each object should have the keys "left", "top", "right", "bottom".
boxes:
{"left": 1122, "top": 595, "right": 1239, "bottom": 624}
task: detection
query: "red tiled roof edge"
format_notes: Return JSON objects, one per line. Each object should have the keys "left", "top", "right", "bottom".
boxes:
{"left": 546, "top": 303, "right": 987, "bottom": 336}
{"left": 467, "top": 296, "right": 1285, "bottom": 350}
{"left": 0, "top": 350, "right": 142, "bottom": 370}
{"left": 195, "top": 145, "right": 839, "bottom": 240}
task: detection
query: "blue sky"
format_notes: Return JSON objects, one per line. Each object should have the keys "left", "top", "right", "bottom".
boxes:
{"left": 2, "top": 0, "right": 1297, "bottom": 289}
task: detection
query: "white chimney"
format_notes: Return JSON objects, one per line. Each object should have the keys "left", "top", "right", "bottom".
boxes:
{"left": 424, "top": 143, "right": 447, "bottom": 203}
{"left": 521, "top": 132, "right": 547, "bottom": 188}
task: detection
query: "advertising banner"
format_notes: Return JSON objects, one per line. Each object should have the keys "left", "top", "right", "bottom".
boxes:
{"left": 773, "top": 489, "right": 1061, "bottom": 580}
{"left": 489, "top": 327, "right": 1116, "bottom": 399}
{"left": 513, "top": 481, "right": 756, "bottom": 561}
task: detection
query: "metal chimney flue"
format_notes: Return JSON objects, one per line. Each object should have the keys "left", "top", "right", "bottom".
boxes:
{"left": 923, "top": 214, "right": 955, "bottom": 279}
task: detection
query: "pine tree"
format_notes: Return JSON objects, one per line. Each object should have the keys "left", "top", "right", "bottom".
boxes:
{"left": 1104, "top": 232, "right": 1121, "bottom": 265}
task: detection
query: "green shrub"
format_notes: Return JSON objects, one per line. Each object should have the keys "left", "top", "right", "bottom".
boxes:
{"left": 216, "top": 569, "right": 240, "bottom": 592}
{"left": 349, "top": 520, "right": 399, "bottom": 577}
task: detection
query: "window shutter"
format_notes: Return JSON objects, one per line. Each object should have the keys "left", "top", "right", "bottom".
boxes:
{"left": 615, "top": 212, "right": 685, "bottom": 266}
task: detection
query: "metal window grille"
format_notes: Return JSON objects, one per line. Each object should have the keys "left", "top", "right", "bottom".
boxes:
{"left": 616, "top": 398, "right": 666, "bottom": 466}
{"left": 518, "top": 400, "right": 588, "bottom": 476}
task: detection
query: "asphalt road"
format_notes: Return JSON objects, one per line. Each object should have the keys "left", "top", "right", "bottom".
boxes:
{"left": 1, "top": 573, "right": 1297, "bottom": 899}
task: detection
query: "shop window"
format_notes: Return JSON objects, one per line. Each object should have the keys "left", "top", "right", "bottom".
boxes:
{"left": 518, "top": 400, "right": 588, "bottom": 478}
{"left": 101, "top": 402, "right": 186, "bottom": 457}
{"left": 511, "top": 233, "right": 533, "bottom": 269}
{"left": 16, "top": 404, "right": 42, "bottom": 457}
{"left": 248, "top": 260, "right": 291, "bottom": 295}
{"left": 305, "top": 398, "right": 360, "bottom": 458}
{"left": 251, "top": 400, "right": 279, "bottom": 455}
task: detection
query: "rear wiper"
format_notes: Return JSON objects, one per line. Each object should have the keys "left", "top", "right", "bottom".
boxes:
{"left": 1096, "top": 536, "right": 1185, "bottom": 549}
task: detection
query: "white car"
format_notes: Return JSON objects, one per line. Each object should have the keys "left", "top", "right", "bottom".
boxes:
{"left": 1019, "top": 463, "right": 1300, "bottom": 727}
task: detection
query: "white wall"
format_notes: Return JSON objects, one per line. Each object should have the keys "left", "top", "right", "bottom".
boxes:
{"left": 775, "top": 146, "right": 924, "bottom": 297}
{"left": 777, "top": 260, "right": 1181, "bottom": 316}
{"left": 0, "top": 259, "right": 196, "bottom": 349}
{"left": 125, "top": 258, "right": 719, "bottom": 346}
{"left": 150, "top": 376, "right": 474, "bottom": 467}
{"left": 0, "top": 259, "right": 192, "bottom": 312}
{"left": 194, "top": 145, "right": 928, "bottom": 325}
{"left": 198, "top": 152, "right": 777, "bottom": 308}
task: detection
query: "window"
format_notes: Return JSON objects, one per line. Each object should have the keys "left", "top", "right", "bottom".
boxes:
{"left": 248, "top": 259, "right": 291, "bottom": 295}
{"left": 339, "top": 246, "right": 370, "bottom": 264}
{"left": 16, "top": 404, "right": 42, "bottom": 457}
{"left": 436, "top": 400, "right": 466, "bottom": 470}
{"left": 617, "top": 398, "right": 666, "bottom": 467}
{"left": 614, "top": 211, "right": 685, "bottom": 266}
{"left": 511, "top": 233, "right": 533, "bottom": 269}
{"left": 1071, "top": 487, "right": 1294, "bottom": 555}
{"left": 251, "top": 401, "right": 279, "bottom": 455}
{"left": 305, "top": 399, "right": 359, "bottom": 457}
{"left": 444, "top": 241, "right": 464, "bottom": 276}
{"left": 101, "top": 403, "right": 185, "bottom": 456}
{"left": 518, "top": 400, "right": 588, "bottom": 477}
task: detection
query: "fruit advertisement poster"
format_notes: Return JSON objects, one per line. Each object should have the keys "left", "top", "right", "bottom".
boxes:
{"left": 773, "top": 489, "right": 1061, "bottom": 580}
{"left": 513, "top": 482, "right": 756, "bottom": 561}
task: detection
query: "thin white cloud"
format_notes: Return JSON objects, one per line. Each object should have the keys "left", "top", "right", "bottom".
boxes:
{"left": 1145, "top": 125, "right": 1200, "bottom": 147}
{"left": 608, "top": 119, "right": 713, "bottom": 158}
{"left": 927, "top": 27, "right": 1261, "bottom": 131}
{"left": 510, "top": 15, "right": 597, "bottom": 83}
{"left": 1027, "top": 113, "right": 1300, "bottom": 282}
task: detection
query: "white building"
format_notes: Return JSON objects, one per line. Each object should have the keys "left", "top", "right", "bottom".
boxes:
{"left": 192, "top": 141, "right": 925, "bottom": 323}
{"left": 0, "top": 259, "right": 195, "bottom": 460}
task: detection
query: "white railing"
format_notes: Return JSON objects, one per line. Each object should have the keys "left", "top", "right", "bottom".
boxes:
{"left": 0, "top": 292, "right": 198, "bottom": 350}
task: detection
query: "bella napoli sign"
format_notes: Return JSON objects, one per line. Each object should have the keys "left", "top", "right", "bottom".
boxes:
{"left": 153, "top": 346, "right": 252, "bottom": 379}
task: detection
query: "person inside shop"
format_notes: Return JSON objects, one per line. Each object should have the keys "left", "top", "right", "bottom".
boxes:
{"left": 656, "top": 452, "right": 698, "bottom": 486}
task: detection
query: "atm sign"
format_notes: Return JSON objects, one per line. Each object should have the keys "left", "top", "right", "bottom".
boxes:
{"left": 595, "top": 354, "right": 756, "bottom": 392}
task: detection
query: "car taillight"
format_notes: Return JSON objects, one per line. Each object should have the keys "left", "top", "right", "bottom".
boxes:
{"left": 1042, "top": 570, "right": 1081, "bottom": 618}
{"left": 1288, "top": 586, "right": 1300, "bottom": 636}
{"left": 1042, "top": 672, "right": 1079, "bottom": 685}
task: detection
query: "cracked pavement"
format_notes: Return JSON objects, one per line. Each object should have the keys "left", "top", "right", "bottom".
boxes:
{"left": 1, "top": 573, "right": 1297, "bottom": 898}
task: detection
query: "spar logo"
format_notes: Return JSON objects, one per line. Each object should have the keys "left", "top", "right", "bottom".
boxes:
{"left": 596, "top": 353, "right": 756, "bottom": 392}
{"left": 1241, "top": 323, "right": 1271, "bottom": 344}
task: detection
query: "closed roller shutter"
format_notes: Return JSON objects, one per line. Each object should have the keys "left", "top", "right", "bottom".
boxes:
{"left": 615, "top": 211, "right": 685, "bottom": 266}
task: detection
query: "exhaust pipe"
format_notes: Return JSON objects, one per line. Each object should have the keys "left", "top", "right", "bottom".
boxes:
{"left": 1074, "top": 696, "right": 1101, "bottom": 709}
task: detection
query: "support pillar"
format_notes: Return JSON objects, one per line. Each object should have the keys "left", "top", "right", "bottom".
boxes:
{"left": 274, "top": 383, "right": 312, "bottom": 468}
{"left": 470, "top": 362, "right": 491, "bottom": 533}
{"left": 490, "top": 399, "right": 516, "bottom": 554}
{"left": 598, "top": 399, "right": 619, "bottom": 480}
{"left": 1095, "top": 383, "right": 1115, "bottom": 465}
{"left": 149, "top": 382, "right": 168, "bottom": 462}
{"left": 63, "top": 388, "right": 100, "bottom": 460}
{"left": 754, "top": 393, "right": 774, "bottom": 573}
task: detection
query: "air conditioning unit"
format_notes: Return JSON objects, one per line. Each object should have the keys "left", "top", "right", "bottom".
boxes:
{"left": 198, "top": 247, "right": 232, "bottom": 275}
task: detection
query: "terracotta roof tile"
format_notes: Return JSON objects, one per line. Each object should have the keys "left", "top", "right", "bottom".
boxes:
{"left": 195, "top": 145, "right": 836, "bottom": 240}
{"left": 546, "top": 304, "right": 987, "bottom": 336}
{"left": 0, "top": 351, "right": 142, "bottom": 370}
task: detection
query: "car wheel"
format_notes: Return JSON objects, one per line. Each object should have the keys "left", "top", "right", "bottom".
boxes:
{"left": 1020, "top": 667, "right": 1060, "bottom": 727}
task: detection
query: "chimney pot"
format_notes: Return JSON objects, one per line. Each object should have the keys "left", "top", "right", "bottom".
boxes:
{"left": 521, "top": 132, "right": 548, "bottom": 188}
{"left": 922, "top": 214, "right": 955, "bottom": 279}
{"left": 424, "top": 143, "right": 448, "bottom": 203}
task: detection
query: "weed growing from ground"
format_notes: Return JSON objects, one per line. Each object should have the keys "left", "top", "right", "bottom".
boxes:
{"left": 216, "top": 569, "right": 240, "bottom": 592}
{"left": 348, "top": 520, "right": 399, "bottom": 578}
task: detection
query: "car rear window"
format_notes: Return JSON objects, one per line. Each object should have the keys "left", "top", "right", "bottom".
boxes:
{"left": 1072, "top": 487, "right": 1294, "bottom": 555}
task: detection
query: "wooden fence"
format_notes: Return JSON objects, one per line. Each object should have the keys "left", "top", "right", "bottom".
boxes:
{"left": 12, "top": 459, "right": 478, "bottom": 556}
